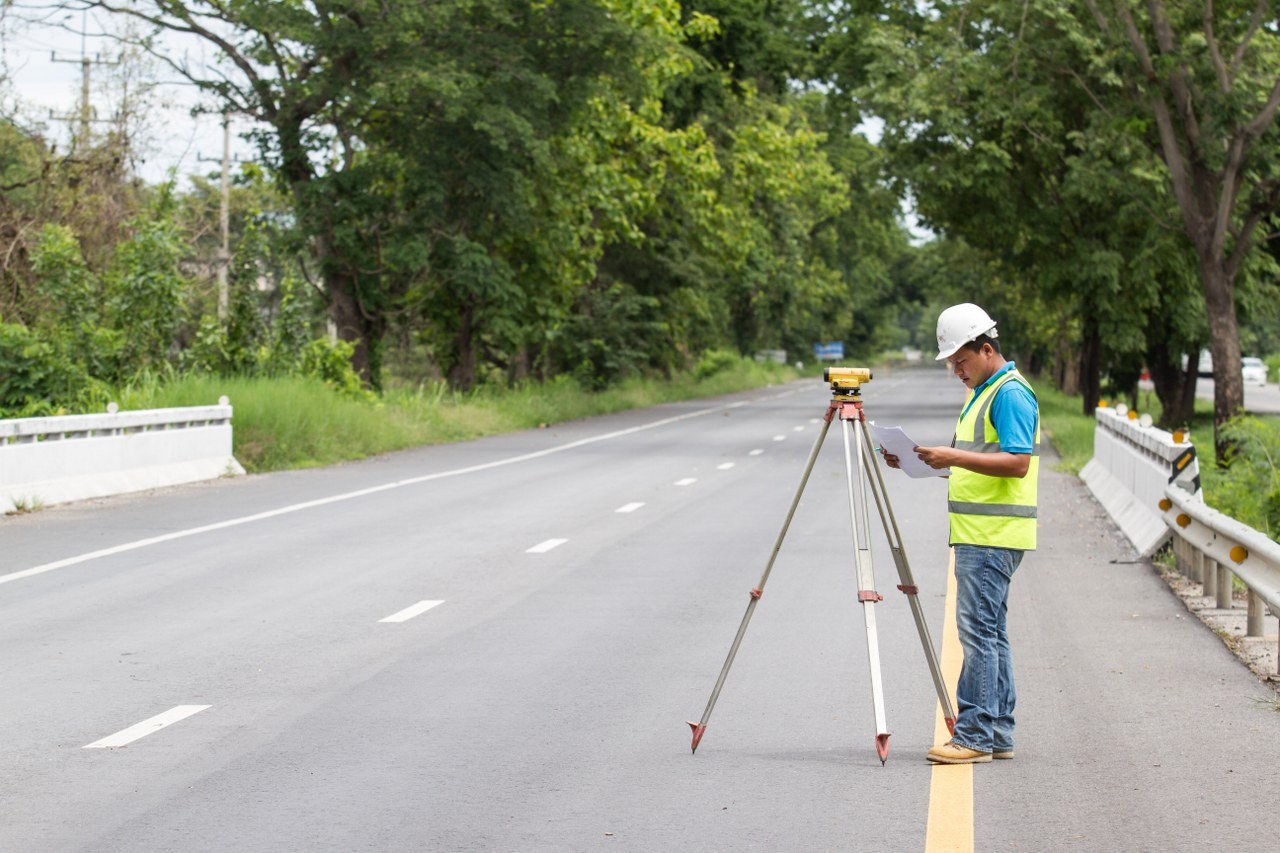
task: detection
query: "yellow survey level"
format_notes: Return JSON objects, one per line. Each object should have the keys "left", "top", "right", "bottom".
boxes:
{"left": 823, "top": 366, "right": 873, "bottom": 389}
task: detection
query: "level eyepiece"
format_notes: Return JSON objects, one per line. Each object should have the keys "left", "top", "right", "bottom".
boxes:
{"left": 823, "top": 366, "right": 873, "bottom": 389}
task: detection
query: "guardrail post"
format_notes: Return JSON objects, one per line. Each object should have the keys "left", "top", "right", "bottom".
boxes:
{"left": 1246, "top": 592, "right": 1264, "bottom": 638}
{"left": 1215, "top": 564, "right": 1233, "bottom": 610}
{"left": 1190, "top": 547, "right": 1203, "bottom": 583}
{"left": 1202, "top": 555, "right": 1218, "bottom": 599}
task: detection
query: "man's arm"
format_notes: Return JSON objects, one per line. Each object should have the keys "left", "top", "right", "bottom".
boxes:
{"left": 912, "top": 446, "right": 1030, "bottom": 478}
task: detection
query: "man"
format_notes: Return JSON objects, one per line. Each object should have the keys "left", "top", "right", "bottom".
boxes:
{"left": 882, "top": 303, "right": 1039, "bottom": 765}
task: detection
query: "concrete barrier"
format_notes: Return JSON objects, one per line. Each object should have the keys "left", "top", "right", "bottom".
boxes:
{"left": 1078, "top": 406, "right": 1200, "bottom": 556}
{"left": 0, "top": 401, "right": 244, "bottom": 513}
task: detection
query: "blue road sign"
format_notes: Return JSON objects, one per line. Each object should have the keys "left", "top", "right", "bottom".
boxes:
{"left": 813, "top": 341, "right": 844, "bottom": 361}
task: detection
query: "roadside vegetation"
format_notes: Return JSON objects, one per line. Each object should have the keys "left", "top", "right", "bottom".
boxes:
{"left": 4, "top": 2, "right": 1280, "bottom": 474}
{"left": 116, "top": 354, "right": 801, "bottom": 473}
{"left": 1038, "top": 381, "right": 1280, "bottom": 542}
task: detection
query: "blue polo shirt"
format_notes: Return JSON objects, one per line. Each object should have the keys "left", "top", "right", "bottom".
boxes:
{"left": 959, "top": 362, "right": 1038, "bottom": 454}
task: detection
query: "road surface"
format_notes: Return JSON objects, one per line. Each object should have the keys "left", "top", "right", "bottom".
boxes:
{"left": 3, "top": 369, "right": 1278, "bottom": 851}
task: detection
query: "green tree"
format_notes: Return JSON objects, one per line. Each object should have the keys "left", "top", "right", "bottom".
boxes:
{"left": 1064, "top": 1, "right": 1280, "bottom": 454}
{"left": 861, "top": 1, "right": 1218, "bottom": 423}
{"left": 69, "top": 0, "right": 639, "bottom": 390}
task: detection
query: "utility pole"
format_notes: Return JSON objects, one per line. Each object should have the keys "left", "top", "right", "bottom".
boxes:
{"left": 198, "top": 114, "right": 241, "bottom": 320}
{"left": 50, "top": 15, "right": 115, "bottom": 152}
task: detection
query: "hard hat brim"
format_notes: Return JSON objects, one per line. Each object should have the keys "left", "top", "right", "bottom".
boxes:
{"left": 935, "top": 323, "right": 997, "bottom": 361}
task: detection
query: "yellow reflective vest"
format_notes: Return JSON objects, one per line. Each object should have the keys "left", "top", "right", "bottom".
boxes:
{"left": 948, "top": 367, "right": 1040, "bottom": 550}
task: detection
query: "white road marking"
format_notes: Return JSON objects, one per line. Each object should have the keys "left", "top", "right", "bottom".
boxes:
{"left": 772, "top": 435, "right": 787, "bottom": 442}
{"left": 809, "top": 418, "right": 820, "bottom": 424}
{"left": 83, "top": 705, "right": 211, "bottom": 749}
{"left": 2, "top": 387, "right": 809, "bottom": 587}
{"left": 792, "top": 425, "right": 804, "bottom": 431}
{"left": 615, "top": 502, "right": 645, "bottom": 513}
{"left": 717, "top": 463, "right": 735, "bottom": 470}
{"left": 379, "top": 600, "right": 445, "bottom": 623}
{"left": 674, "top": 478, "right": 697, "bottom": 486}
{"left": 527, "top": 538, "right": 568, "bottom": 554}
{"left": 749, "top": 449, "right": 764, "bottom": 456}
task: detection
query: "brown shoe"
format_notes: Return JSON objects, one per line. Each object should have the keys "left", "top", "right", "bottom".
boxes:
{"left": 993, "top": 749, "right": 1014, "bottom": 760}
{"left": 926, "top": 741, "right": 992, "bottom": 764}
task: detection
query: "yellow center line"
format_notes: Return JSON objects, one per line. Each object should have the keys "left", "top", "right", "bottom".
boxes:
{"left": 925, "top": 548, "right": 974, "bottom": 852}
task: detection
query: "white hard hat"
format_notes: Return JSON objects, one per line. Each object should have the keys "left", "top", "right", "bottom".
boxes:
{"left": 935, "top": 303, "right": 998, "bottom": 361}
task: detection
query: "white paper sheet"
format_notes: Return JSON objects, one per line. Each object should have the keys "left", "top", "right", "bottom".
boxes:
{"left": 867, "top": 422, "right": 949, "bottom": 479}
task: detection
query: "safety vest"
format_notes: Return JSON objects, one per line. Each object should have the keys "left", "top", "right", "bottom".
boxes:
{"left": 948, "top": 367, "right": 1040, "bottom": 550}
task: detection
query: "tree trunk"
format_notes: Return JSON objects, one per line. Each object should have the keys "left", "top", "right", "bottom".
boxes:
{"left": 1078, "top": 323, "right": 1101, "bottom": 416}
{"left": 448, "top": 301, "right": 477, "bottom": 391}
{"left": 1053, "top": 339, "right": 1080, "bottom": 396}
{"left": 1176, "top": 352, "right": 1198, "bottom": 424}
{"left": 1147, "top": 340, "right": 1198, "bottom": 428}
{"left": 1200, "top": 262, "right": 1245, "bottom": 461}
{"left": 326, "top": 272, "right": 377, "bottom": 385}
{"left": 282, "top": 145, "right": 380, "bottom": 388}
{"left": 509, "top": 345, "right": 531, "bottom": 384}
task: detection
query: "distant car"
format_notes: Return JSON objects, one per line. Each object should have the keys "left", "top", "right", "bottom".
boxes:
{"left": 1242, "top": 356, "right": 1268, "bottom": 386}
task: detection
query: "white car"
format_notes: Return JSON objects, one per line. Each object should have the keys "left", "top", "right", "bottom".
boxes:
{"left": 1242, "top": 356, "right": 1268, "bottom": 386}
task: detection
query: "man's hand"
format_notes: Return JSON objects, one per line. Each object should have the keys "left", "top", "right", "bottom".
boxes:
{"left": 881, "top": 450, "right": 901, "bottom": 469}
{"left": 913, "top": 445, "right": 958, "bottom": 470}
{"left": 914, "top": 445, "right": 1031, "bottom": 478}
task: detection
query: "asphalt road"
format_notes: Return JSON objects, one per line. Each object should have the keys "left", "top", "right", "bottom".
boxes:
{"left": 1138, "top": 376, "right": 1280, "bottom": 414}
{"left": 3, "top": 369, "right": 1278, "bottom": 851}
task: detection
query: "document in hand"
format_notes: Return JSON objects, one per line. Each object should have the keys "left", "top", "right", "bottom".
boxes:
{"left": 867, "top": 423, "right": 950, "bottom": 479}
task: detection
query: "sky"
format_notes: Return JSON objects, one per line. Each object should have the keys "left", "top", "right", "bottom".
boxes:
{"left": 2, "top": 6, "right": 259, "bottom": 185}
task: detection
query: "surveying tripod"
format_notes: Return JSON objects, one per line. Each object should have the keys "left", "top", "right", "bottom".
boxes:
{"left": 687, "top": 368, "right": 956, "bottom": 764}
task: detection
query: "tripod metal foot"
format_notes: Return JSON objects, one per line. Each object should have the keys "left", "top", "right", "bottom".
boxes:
{"left": 687, "top": 721, "right": 707, "bottom": 753}
{"left": 876, "top": 733, "right": 891, "bottom": 765}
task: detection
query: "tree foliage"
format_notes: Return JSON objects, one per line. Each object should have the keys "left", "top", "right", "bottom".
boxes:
{"left": 859, "top": 1, "right": 1280, "bottom": 458}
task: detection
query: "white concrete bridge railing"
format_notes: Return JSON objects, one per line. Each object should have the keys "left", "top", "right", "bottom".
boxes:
{"left": 0, "top": 399, "right": 244, "bottom": 514}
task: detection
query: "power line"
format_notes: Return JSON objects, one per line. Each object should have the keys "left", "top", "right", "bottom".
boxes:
{"left": 47, "top": 10, "right": 116, "bottom": 151}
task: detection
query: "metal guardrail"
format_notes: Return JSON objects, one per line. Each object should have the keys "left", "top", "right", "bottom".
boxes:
{"left": 1080, "top": 404, "right": 1278, "bottom": 675}
{"left": 1162, "top": 484, "right": 1280, "bottom": 674}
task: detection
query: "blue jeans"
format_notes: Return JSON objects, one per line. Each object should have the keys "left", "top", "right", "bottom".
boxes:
{"left": 951, "top": 544, "right": 1024, "bottom": 753}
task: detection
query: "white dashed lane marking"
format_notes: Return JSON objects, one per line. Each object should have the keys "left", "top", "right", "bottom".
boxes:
{"left": 717, "top": 463, "right": 735, "bottom": 470}
{"left": 83, "top": 705, "right": 211, "bottom": 749}
{"left": 674, "top": 478, "right": 697, "bottom": 486}
{"left": 749, "top": 449, "right": 764, "bottom": 456}
{"left": 616, "top": 502, "right": 645, "bottom": 513}
{"left": 527, "top": 539, "right": 568, "bottom": 554}
{"left": 2, "top": 388, "right": 808, "bottom": 588}
{"left": 379, "top": 600, "right": 445, "bottom": 623}
{"left": 772, "top": 435, "right": 787, "bottom": 442}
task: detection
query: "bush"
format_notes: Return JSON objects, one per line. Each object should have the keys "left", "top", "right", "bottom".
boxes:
{"left": 1201, "top": 417, "right": 1280, "bottom": 540}
{"left": 694, "top": 349, "right": 740, "bottom": 379}
{"left": 0, "top": 323, "right": 107, "bottom": 417}
{"left": 1266, "top": 354, "right": 1280, "bottom": 385}
{"left": 300, "top": 338, "right": 374, "bottom": 400}
{"left": 106, "top": 217, "right": 187, "bottom": 371}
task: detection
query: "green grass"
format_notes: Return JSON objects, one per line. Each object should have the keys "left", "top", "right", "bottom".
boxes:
{"left": 1032, "top": 382, "right": 1098, "bottom": 474}
{"left": 116, "top": 357, "right": 804, "bottom": 473}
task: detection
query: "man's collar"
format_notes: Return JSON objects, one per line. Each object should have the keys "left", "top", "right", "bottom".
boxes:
{"left": 974, "top": 360, "right": 1015, "bottom": 394}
